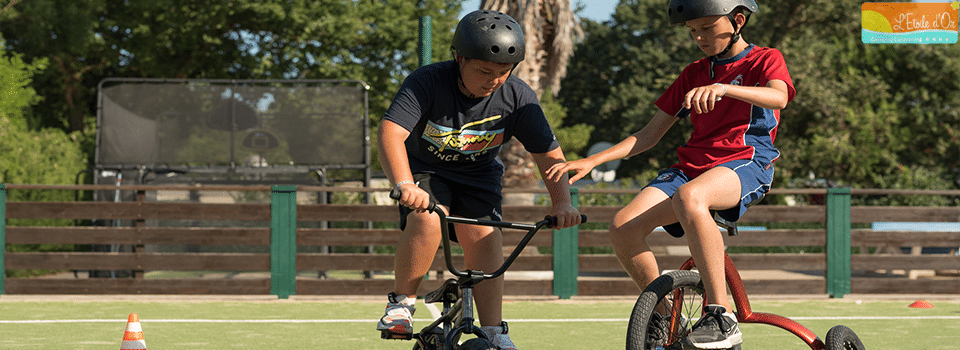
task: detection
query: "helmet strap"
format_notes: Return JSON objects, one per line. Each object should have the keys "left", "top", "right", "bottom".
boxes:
{"left": 710, "top": 12, "right": 750, "bottom": 79}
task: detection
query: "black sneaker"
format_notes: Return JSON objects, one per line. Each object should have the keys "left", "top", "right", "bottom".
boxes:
{"left": 682, "top": 305, "right": 742, "bottom": 349}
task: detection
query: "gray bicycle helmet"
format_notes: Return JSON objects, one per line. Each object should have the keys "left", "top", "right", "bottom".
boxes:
{"left": 667, "top": 0, "right": 758, "bottom": 25}
{"left": 451, "top": 10, "right": 525, "bottom": 63}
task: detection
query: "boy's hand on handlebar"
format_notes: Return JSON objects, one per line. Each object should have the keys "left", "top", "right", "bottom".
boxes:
{"left": 395, "top": 183, "right": 432, "bottom": 212}
{"left": 549, "top": 203, "right": 582, "bottom": 229}
{"left": 545, "top": 158, "right": 596, "bottom": 185}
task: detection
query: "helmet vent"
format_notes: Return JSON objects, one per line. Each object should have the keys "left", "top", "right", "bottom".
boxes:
{"left": 676, "top": 5, "right": 684, "bottom": 13}
{"left": 505, "top": 25, "right": 513, "bottom": 31}
{"left": 491, "top": 46, "right": 500, "bottom": 53}
{"left": 507, "top": 47, "right": 516, "bottom": 54}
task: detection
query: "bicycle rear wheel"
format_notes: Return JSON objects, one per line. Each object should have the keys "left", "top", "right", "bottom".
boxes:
{"left": 825, "top": 325, "right": 866, "bottom": 350}
{"left": 627, "top": 270, "right": 705, "bottom": 350}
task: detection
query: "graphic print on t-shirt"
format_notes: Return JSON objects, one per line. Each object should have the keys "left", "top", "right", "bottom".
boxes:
{"left": 422, "top": 115, "right": 505, "bottom": 162}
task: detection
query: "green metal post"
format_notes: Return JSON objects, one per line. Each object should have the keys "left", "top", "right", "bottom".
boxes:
{"left": 553, "top": 188, "right": 579, "bottom": 299}
{"left": 825, "top": 187, "right": 851, "bottom": 298}
{"left": 418, "top": 16, "right": 432, "bottom": 67}
{"left": 270, "top": 185, "right": 297, "bottom": 299}
{"left": 1, "top": 184, "right": 6, "bottom": 294}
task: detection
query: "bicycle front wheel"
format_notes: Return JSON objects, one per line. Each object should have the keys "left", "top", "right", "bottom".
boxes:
{"left": 825, "top": 325, "right": 866, "bottom": 350}
{"left": 626, "top": 270, "right": 705, "bottom": 350}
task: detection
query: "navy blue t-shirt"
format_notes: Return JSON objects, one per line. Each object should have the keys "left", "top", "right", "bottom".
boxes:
{"left": 384, "top": 60, "right": 559, "bottom": 187}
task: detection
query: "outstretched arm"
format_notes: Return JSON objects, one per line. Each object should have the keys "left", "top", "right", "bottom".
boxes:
{"left": 530, "top": 147, "right": 582, "bottom": 229}
{"left": 545, "top": 109, "right": 677, "bottom": 184}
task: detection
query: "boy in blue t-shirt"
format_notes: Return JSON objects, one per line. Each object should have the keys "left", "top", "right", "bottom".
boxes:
{"left": 377, "top": 10, "right": 582, "bottom": 350}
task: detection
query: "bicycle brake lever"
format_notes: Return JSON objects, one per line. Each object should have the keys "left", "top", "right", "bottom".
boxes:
{"left": 389, "top": 187, "right": 438, "bottom": 213}
{"left": 543, "top": 214, "right": 588, "bottom": 228}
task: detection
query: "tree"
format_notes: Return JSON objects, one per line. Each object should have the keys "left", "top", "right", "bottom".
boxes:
{"left": 478, "top": 0, "right": 588, "bottom": 192}
{"left": 0, "top": 0, "right": 463, "bottom": 141}
{"left": 0, "top": 46, "right": 86, "bottom": 205}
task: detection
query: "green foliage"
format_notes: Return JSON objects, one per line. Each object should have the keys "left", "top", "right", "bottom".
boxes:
{"left": 0, "top": 47, "right": 87, "bottom": 204}
{"left": 0, "top": 50, "right": 43, "bottom": 124}
{"left": 541, "top": 87, "right": 594, "bottom": 160}
{"left": 0, "top": 0, "right": 464, "bottom": 134}
{"left": 1, "top": 47, "right": 85, "bottom": 277}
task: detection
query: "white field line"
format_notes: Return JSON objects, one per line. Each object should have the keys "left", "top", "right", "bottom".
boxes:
{"left": 1, "top": 315, "right": 958, "bottom": 324}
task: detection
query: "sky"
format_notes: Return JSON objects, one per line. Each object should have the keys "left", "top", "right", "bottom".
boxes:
{"left": 459, "top": 0, "right": 620, "bottom": 22}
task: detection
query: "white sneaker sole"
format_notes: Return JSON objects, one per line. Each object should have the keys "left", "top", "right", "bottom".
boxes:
{"left": 687, "top": 332, "right": 743, "bottom": 349}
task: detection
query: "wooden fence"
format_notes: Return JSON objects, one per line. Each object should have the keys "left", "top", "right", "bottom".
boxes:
{"left": 1, "top": 184, "right": 958, "bottom": 297}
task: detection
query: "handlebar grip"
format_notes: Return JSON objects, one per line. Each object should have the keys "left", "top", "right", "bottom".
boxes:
{"left": 389, "top": 186, "right": 438, "bottom": 213}
{"left": 544, "top": 214, "right": 588, "bottom": 228}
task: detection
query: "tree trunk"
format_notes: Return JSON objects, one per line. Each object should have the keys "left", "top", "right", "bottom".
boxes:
{"left": 479, "top": 0, "right": 582, "bottom": 202}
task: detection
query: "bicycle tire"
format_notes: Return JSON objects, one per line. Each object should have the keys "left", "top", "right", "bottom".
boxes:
{"left": 412, "top": 299, "right": 465, "bottom": 350}
{"left": 626, "top": 270, "right": 705, "bottom": 350}
{"left": 825, "top": 325, "right": 866, "bottom": 350}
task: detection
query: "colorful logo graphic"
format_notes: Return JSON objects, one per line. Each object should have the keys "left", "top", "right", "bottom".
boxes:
{"left": 862, "top": 2, "right": 959, "bottom": 44}
{"left": 421, "top": 116, "right": 505, "bottom": 162}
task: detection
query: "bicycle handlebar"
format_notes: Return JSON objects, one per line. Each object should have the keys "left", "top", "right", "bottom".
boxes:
{"left": 389, "top": 187, "right": 587, "bottom": 280}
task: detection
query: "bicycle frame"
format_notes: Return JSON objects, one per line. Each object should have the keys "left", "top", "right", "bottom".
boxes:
{"left": 395, "top": 200, "right": 576, "bottom": 350}
{"left": 674, "top": 253, "right": 826, "bottom": 350}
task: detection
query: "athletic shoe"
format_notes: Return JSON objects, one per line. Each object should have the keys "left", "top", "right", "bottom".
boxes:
{"left": 682, "top": 305, "right": 742, "bottom": 349}
{"left": 482, "top": 321, "right": 518, "bottom": 350}
{"left": 376, "top": 292, "right": 416, "bottom": 335}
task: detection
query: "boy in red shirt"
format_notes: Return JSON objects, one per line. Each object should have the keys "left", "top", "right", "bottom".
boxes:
{"left": 546, "top": 0, "right": 794, "bottom": 348}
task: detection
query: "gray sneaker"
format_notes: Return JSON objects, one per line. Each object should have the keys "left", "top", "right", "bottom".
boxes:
{"left": 376, "top": 292, "right": 416, "bottom": 335}
{"left": 682, "top": 305, "right": 742, "bottom": 349}
{"left": 482, "top": 321, "right": 518, "bottom": 350}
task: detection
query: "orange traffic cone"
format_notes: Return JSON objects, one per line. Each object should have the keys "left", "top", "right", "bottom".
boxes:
{"left": 120, "top": 313, "right": 147, "bottom": 349}
{"left": 909, "top": 300, "right": 934, "bottom": 308}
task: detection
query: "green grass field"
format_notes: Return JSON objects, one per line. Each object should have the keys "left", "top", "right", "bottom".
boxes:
{"left": 1, "top": 296, "right": 957, "bottom": 349}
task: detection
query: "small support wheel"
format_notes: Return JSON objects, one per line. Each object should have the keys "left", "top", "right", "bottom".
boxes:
{"left": 825, "top": 325, "right": 866, "bottom": 350}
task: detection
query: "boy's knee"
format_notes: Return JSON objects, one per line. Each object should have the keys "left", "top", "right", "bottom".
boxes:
{"left": 672, "top": 184, "right": 705, "bottom": 214}
{"left": 608, "top": 217, "right": 654, "bottom": 246}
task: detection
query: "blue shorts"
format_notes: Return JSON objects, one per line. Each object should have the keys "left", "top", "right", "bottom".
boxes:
{"left": 645, "top": 159, "right": 773, "bottom": 238}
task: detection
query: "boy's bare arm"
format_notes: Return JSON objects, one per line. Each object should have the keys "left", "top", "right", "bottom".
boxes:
{"left": 684, "top": 79, "right": 790, "bottom": 114}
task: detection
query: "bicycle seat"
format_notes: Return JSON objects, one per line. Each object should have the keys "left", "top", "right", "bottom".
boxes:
{"left": 424, "top": 278, "right": 460, "bottom": 304}
{"left": 714, "top": 193, "right": 765, "bottom": 236}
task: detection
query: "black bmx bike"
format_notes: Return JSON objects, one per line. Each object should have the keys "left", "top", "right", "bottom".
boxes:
{"left": 382, "top": 189, "right": 587, "bottom": 350}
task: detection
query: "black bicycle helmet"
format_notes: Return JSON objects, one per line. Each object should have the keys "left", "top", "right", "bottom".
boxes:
{"left": 667, "top": 0, "right": 758, "bottom": 25}
{"left": 451, "top": 10, "right": 525, "bottom": 63}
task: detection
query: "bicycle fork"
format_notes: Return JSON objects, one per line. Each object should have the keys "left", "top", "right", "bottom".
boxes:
{"left": 443, "top": 279, "right": 490, "bottom": 349}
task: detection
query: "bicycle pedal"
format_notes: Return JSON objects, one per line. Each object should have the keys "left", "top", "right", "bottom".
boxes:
{"left": 380, "top": 330, "right": 413, "bottom": 340}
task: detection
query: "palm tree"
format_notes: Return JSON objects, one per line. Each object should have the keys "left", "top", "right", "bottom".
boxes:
{"left": 479, "top": 0, "right": 582, "bottom": 198}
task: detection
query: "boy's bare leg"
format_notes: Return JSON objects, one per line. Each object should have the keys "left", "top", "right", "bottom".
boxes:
{"left": 457, "top": 224, "right": 505, "bottom": 327}
{"left": 393, "top": 208, "right": 445, "bottom": 299}
{"left": 672, "top": 167, "right": 741, "bottom": 310}
{"left": 610, "top": 187, "right": 680, "bottom": 292}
